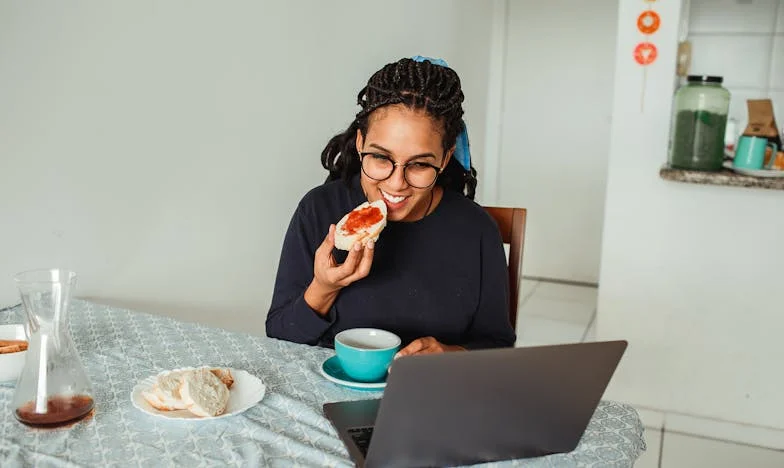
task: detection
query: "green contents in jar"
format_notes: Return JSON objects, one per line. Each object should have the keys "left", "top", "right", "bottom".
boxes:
{"left": 670, "top": 110, "right": 728, "bottom": 171}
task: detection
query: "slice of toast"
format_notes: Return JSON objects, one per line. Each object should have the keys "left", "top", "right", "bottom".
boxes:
{"left": 0, "top": 340, "right": 28, "bottom": 354}
{"left": 157, "top": 370, "right": 189, "bottom": 409}
{"left": 334, "top": 199, "right": 387, "bottom": 251}
{"left": 180, "top": 368, "right": 230, "bottom": 417}
{"left": 142, "top": 370, "right": 188, "bottom": 410}
{"left": 141, "top": 387, "right": 176, "bottom": 411}
{"left": 142, "top": 367, "right": 233, "bottom": 413}
{"left": 209, "top": 368, "right": 234, "bottom": 389}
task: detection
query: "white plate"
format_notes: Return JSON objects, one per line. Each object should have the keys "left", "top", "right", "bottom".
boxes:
{"left": 724, "top": 162, "right": 784, "bottom": 178}
{"left": 131, "top": 367, "right": 266, "bottom": 420}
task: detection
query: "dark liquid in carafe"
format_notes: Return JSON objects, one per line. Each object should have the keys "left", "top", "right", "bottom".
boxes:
{"left": 15, "top": 395, "right": 94, "bottom": 428}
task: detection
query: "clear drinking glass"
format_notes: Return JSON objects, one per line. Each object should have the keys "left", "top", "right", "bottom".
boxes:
{"left": 11, "top": 269, "right": 94, "bottom": 427}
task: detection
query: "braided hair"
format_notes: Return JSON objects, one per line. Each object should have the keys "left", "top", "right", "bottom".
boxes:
{"left": 320, "top": 58, "right": 478, "bottom": 200}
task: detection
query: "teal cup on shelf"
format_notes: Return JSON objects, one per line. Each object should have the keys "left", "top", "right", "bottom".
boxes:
{"left": 733, "top": 135, "right": 778, "bottom": 170}
{"left": 334, "top": 328, "right": 401, "bottom": 382}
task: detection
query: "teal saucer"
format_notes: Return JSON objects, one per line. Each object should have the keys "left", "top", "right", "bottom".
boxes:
{"left": 320, "top": 356, "right": 386, "bottom": 391}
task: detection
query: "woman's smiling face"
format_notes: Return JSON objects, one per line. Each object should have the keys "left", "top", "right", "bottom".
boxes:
{"left": 356, "top": 104, "right": 452, "bottom": 222}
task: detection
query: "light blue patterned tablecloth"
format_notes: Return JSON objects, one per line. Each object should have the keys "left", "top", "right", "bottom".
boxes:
{"left": 0, "top": 301, "right": 647, "bottom": 467}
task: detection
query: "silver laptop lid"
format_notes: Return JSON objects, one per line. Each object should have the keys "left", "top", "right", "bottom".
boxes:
{"left": 364, "top": 340, "right": 628, "bottom": 468}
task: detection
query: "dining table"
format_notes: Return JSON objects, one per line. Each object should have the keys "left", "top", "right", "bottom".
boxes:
{"left": 0, "top": 300, "right": 647, "bottom": 467}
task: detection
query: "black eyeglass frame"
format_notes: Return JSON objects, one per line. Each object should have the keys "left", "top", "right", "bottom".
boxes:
{"left": 358, "top": 152, "right": 444, "bottom": 189}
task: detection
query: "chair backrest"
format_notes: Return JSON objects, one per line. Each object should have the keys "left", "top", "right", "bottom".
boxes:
{"left": 483, "top": 207, "right": 527, "bottom": 330}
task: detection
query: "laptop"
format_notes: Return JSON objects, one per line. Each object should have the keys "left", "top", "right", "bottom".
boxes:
{"left": 323, "top": 340, "right": 627, "bottom": 468}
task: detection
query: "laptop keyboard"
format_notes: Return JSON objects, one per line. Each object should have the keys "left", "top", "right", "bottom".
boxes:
{"left": 347, "top": 426, "right": 374, "bottom": 456}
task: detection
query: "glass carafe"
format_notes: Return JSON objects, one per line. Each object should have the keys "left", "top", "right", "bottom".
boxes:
{"left": 11, "top": 269, "right": 94, "bottom": 427}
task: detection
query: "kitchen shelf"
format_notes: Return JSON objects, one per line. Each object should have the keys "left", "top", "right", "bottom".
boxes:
{"left": 659, "top": 165, "right": 784, "bottom": 191}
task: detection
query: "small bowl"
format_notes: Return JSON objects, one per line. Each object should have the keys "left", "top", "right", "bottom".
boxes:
{"left": 0, "top": 324, "right": 28, "bottom": 383}
{"left": 334, "top": 328, "right": 400, "bottom": 382}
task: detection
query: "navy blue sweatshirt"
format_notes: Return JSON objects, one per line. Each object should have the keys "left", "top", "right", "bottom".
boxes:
{"left": 265, "top": 175, "right": 516, "bottom": 349}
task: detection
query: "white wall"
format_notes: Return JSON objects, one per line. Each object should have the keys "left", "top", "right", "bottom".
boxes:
{"left": 598, "top": 0, "right": 784, "bottom": 448}
{"left": 0, "top": 0, "right": 496, "bottom": 335}
{"left": 494, "top": 0, "right": 618, "bottom": 284}
{"left": 685, "top": 0, "right": 784, "bottom": 134}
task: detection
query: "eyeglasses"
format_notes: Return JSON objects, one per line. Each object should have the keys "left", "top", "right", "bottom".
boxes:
{"left": 358, "top": 152, "right": 443, "bottom": 189}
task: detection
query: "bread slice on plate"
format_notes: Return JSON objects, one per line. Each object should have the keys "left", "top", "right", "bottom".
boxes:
{"left": 142, "top": 370, "right": 188, "bottom": 410}
{"left": 141, "top": 367, "right": 233, "bottom": 414}
{"left": 132, "top": 366, "right": 267, "bottom": 420}
{"left": 180, "top": 368, "right": 231, "bottom": 417}
{"left": 209, "top": 368, "right": 234, "bottom": 389}
{"left": 334, "top": 199, "right": 388, "bottom": 251}
{"left": 141, "top": 388, "right": 174, "bottom": 411}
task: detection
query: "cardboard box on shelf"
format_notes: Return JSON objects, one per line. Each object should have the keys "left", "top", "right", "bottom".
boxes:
{"left": 743, "top": 99, "right": 782, "bottom": 149}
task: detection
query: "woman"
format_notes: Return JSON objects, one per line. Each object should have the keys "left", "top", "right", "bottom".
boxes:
{"left": 266, "top": 57, "right": 516, "bottom": 356}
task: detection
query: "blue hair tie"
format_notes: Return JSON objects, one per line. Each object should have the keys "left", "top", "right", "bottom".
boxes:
{"left": 410, "top": 55, "right": 472, "bottom": 172}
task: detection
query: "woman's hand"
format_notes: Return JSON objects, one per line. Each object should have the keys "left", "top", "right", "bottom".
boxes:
{"left": 395, "top": 337, "right": 465, "bottom": 358}
{"left": 304, "top": 224, "right": 374, "bottom": 315}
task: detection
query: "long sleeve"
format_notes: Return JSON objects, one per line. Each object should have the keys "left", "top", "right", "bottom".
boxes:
{"left": 461, "top": 226, "right": 517, "bottom": 349}
{"left": 265, "top": 201, "right": 336, "bottom": 345}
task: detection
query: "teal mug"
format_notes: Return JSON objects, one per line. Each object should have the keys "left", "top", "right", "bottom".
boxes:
{"left": 733, "top": 136, "right": 778, "bottom": 170}
{"left": 334, "top": 328, "right": 400, "bottom": 382}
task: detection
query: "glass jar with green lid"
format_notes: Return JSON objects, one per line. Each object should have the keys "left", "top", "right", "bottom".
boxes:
{"left": 668, "top": 75, "right": 731, "bottom": 171}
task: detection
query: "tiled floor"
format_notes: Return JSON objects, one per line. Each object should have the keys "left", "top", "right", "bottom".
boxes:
{"left": 514, "top": 279, "right": 596, "bottom": 349}
{"left": 515, "top": 279, "right": 784, "bottom": 468}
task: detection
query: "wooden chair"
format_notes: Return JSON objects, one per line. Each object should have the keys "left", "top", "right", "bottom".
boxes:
{"left": 483, "top": 207, "right": 527, "bottom": 329}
